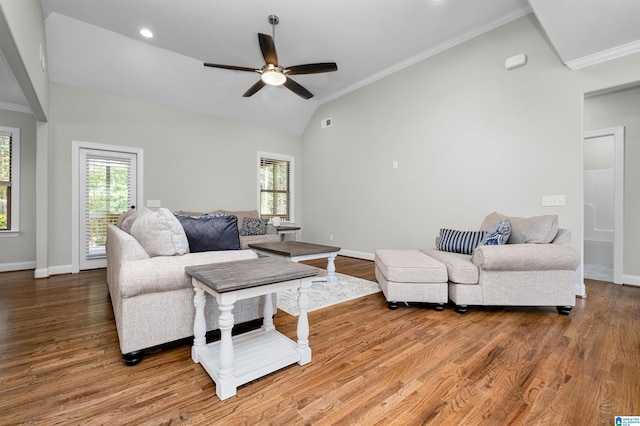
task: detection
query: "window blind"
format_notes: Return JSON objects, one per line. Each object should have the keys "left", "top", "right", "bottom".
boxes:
{"left": 0, "top": 133, "right": 11, "bottom": 230}
{"left": 260, "top": 157, "right": 291, "bottom": 221}
{"left": 84, "top": 154, "right": 132, "bottom": 259}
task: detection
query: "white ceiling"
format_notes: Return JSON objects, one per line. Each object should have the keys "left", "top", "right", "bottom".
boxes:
{"left": 1, "top": 1, "right": 639, "bottom": 134}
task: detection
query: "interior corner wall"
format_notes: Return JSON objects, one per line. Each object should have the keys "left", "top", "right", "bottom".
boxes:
{"left": 301, "top": 13, "right": 640, "bottom": 258}
{"left": 584, "top": 86, "right": 640, "bottom": 279}
{"left": 0, "top": 108, "right": 37, "bottom": 269}
{"left": 0, "top": 0, "right": 49, "bottom": 121}
{"left": 47, "top": 83, "right": 302, "bottom": 271}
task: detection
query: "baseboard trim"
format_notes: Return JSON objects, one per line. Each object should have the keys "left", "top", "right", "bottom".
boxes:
{"left": 623, "top": 274, "right": 640, "bottom": 287}
{"left": 49, "top": 264, "right": 73, "bottom": 276}
{"left": 34, "top": 267, "right": 50, "bottom": 278}
{"left": 339, "top": 249, "right": 374, "bottom": 261}
{"left": 0, "top": 261, "right": 36, "bottom": 273}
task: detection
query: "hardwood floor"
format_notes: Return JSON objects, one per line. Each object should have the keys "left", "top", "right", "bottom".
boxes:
{"left": 0, "top": 257, "right": 638, "bottom": 425}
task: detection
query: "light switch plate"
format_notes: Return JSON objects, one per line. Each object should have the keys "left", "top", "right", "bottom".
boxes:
{"left": 542, "top": 195, "right": 565, "bottom": 206}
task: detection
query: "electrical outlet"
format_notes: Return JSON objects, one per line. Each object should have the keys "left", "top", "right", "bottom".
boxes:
{"left": 542, "top": 195, "right": 565, "bottom": 206}
{"left": 329, "top": 234, "right": 334, "bottom": 241}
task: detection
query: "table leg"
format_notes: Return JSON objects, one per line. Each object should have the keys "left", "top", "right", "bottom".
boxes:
{"left": 216, "top": 295, "right": 236, "bottom": 400}
{"left": 326, "top": 253, "right": 338, "bottom": 284}
{"left": 296, "top": 278, "right": 312, "bottom": 365}
{"left": 191, "top": 284, "right": 207, "bottom": 363}
{"left": 262, "top": 293, "right": 275, "bottom": 331}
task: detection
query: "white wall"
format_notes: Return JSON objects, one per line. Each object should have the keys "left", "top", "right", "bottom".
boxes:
{"left": 584, "top": 85, "right": 640, "bottom": 280}
{"left": 47, "top": 83, "right": 302, "bottom": 270}
{"left": 301, "top": 14, "right": 640, "bottom": 262}
{"left": 0, "top": 109, "right": 37, "bottom": 269}
{"left": 0, "top": 0, "right": 48, "bottom": 120}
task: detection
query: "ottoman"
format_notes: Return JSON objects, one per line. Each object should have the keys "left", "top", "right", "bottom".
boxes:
{"left": 374, "top": 249, "right": 448, "bottom": 311}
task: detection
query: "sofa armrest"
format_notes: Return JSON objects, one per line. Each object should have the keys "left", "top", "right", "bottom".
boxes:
{"left": 472, "top": 244, "right": 580, "bottom": 272}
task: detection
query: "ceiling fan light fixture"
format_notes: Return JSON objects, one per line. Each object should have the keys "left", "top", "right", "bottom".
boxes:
{"left": 261, "top": 69, "right": 286, "bottom": 86}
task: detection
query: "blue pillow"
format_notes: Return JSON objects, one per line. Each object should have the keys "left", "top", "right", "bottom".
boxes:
{"left": 438, "top": 229, "right": 487, "bottom": 255}
{"left": 480, "top": 218, "right": 511, "bottom": 246}
{"left": 174, "top": 214, "right": 241, "bottom": 252}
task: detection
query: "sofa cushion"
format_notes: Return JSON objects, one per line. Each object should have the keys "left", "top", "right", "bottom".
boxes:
{"left": 116, "top": 207, "right": 137, "bottom": 229}
{"left": 214, "top": 209, "right": 259, "bottom": 232}
{"left": 480, "top": 212, "right": 558, "bottom": 244}
{"left": 129, "top": 208, "right": 189, "bottom": 257}
{"left": 119, "top": 208, "right": 140, "bottom": 234}
{"left": 175, "top": 214, "right": 241, "bottom": 252}
{"left": 375, "top": 249, "right": 448, "bottom": 283}
{"left": 437, "top": 229, "right": 487, "bottom": 255}
{"left": 240, "top": 217, "right": 269, "bottom": 236}
{"left": 421, "top": 249, "right": 479, "bottom": 284}
{"left": 479, "top": 218, "right": 511, "bottom": 246}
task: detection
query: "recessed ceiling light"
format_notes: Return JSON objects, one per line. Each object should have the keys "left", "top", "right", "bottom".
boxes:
{"left": 140, "top": 28, "right": 153, "bottom": 38}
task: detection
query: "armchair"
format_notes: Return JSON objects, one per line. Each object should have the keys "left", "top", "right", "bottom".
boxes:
{"left": 422, "top": 212, "right": 580, "bottom": 314}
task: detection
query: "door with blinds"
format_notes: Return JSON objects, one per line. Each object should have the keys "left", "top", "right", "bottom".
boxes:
{"left": 79, "top": 149, "right": 137, "bottom": 270}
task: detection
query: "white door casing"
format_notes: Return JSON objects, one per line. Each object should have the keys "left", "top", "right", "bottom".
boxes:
{"left": 72, "top": 141, "right": 143, "bottom": 272}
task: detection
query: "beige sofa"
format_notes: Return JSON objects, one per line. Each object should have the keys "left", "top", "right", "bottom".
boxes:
{"left": 178, "top": 209, "right": 280, "bottom": 249}
{"left": 421, "top": 212, "right": 580, "bottom": 314}
{"left": 106, "top": 208, "right": 276, "bottom": 365}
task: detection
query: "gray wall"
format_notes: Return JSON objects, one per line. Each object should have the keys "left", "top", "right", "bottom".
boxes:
{"left": 301, "top": 13, "right": 640, "bottom": 279}
{"left": 3, "top": 12, "right": 640, "bottom": 281}
{"left": 47, "top": 83, "right": 303, "bottom": 270}
{"left": 0, "top": 109, "right": 37, "bottom": 269}
{"left": 584, "top": 85, "right": 640, "bottom": 278}
{"left": 0, "top": 0, "right": 49, "bottom": 120}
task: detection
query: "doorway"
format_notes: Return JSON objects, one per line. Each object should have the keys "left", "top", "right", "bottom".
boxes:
{"left": 583, "top": 127, "right": 624, "bottom": 284}
{"left": 72, "top": 141, "right": 143, "bottom": 272}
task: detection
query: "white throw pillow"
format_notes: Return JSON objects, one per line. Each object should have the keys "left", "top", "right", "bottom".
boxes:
{"left": 130, "top": 208, "right": 189, "bottom": 256}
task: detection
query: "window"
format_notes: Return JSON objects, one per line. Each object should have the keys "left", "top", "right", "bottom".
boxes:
{"left": 259, "top": 152, "right": 293, "bottom": 222}
{"left": 0, "top": 127, "right": 19, "bottom": 233}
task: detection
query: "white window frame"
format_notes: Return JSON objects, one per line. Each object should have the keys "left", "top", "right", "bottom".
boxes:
{"left": 0, "top": 126, "right": 20, "bottom": 237}
{"left": 257, "top": 151, "right": 294, "bottom": 223}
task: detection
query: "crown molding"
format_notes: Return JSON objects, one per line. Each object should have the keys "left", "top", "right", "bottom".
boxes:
{"left": 0, "top": 101, "right": 32, "bottom": 114}
{"left": 566, "top": 39, "right": 640, "bottom": 70}
{"left": 320, "top": 8, "right": 533, "bottom": 104}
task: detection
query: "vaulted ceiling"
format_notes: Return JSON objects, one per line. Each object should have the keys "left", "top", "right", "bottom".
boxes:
{"left": 2, "top": 1, "right": 639, "bottom": 134}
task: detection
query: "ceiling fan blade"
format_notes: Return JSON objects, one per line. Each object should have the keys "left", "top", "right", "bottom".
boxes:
{"left": 204, "top": 63, "right": 258, "bottom": 72}
{"left": 243, "top": 80, "right": 266, "bottom": 97}
{"left": 286, "top": 62, "right": 338, "bottom": 75}
{"left": 283, "top": 78, "right": 313, "bottom": 99}
{"left": 258, "top": 33, "right": 278, "bottom": 66}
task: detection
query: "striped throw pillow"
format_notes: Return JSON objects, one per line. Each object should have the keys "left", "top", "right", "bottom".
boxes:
{"left": 437, "top": 229, "right": 487, "bottom": 255}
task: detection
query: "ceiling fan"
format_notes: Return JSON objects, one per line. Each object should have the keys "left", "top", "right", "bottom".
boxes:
{"left": 204, "top": 15, "right": 337, "bottom": 99}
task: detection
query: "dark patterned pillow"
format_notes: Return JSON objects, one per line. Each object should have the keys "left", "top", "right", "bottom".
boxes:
{"left": 438, "top": 229, "right": 487, "bottom": 255}
{"left": 240, "top": 217, "right": 269, "bottom": 236}
{"left": 174, "top": 214, "right": 241, "bottom": 252}
{"left": 480, "top": 218, "right": 511, "bottom": 246}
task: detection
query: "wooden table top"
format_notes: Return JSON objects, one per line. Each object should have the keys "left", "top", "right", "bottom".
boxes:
{"left": 185, "top": 257, "right": 319, "bottom": 293}
{"left": 248, "top": 241, "right": 341, "bottom": 257}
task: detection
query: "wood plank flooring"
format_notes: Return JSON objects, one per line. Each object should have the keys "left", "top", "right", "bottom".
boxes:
{"left": 0, "top": 257, "right": 638, "bottom": 425}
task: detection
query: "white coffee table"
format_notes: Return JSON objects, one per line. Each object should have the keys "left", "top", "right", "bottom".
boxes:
{"left": 186, "top": 257, "right": 319, "bottom": 400}
{"left": 248, "top": 241, "right": 341, "bottom": 284}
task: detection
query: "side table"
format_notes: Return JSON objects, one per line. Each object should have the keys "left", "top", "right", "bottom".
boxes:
{"left": 275, "top": 225, "right": 301, "bottom": 241}
{"left": 186, "top": 257, "right": 319, "bottom": 400}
